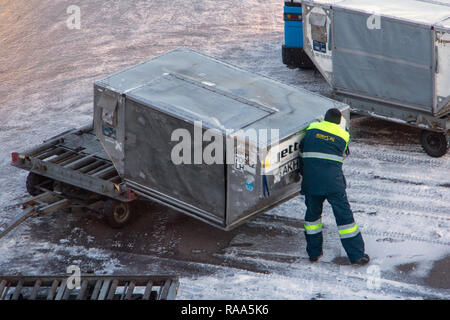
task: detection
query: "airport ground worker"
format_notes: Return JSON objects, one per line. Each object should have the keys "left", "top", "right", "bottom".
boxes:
{"left": 299, "top": 108, "right": 370, "bottom": 265}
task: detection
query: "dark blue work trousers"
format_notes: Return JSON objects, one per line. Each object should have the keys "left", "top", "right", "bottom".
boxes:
{"left": 304, "top": 192, "right": 365, "bottom": 263}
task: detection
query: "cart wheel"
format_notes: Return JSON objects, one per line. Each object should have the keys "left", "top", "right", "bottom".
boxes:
{"left": 26, "top": 172, "right": 51, "bottom": 196}
{"left": 104, "top": 199, "right": 133, "bottom": 229}
{"left": 420, "top": 130, "right": 448, "bottom": 158}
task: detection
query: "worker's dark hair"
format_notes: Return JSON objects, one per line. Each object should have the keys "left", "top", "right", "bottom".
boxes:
{"left": 324, "top": 108, "right": 342, "bottom": 124}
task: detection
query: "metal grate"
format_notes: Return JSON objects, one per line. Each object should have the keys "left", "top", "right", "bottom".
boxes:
{"left": 0, "top": 275, "right": 179, "bottom": 300}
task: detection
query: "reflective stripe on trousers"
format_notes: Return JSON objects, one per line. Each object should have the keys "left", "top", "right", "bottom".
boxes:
{"left": 304, "top": 218, "right": 323, "bottom": 235}
{"left": 302, "top": 152, "right": 344, "bottom": 163}
{"left": 338, "top": 222, "right": 360, "bottom": 239}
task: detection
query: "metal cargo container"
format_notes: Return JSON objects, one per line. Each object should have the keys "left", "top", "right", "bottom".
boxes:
{"left": 302, "top": 0, "right": 450, "bottom": 116}
{"left": 93, "top": 47, "right": 349, "bottom": 230}
{"left": 301, "top": 0, "right": 450, "bottom": 156}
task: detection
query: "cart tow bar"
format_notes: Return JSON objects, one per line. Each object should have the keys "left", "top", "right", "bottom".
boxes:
{"left": 0, "top": 191, "right": 70, "bottom": 239}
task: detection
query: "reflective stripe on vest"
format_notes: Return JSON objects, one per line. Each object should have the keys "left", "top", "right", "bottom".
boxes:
{"left": 302, "top": 152, "right": 344, "bottom": 163}
{"left": 304, "top": 218, "right": 323, "bottom": 235}
{"left": 338, "top": 222, "right": 360, "bottom": 239}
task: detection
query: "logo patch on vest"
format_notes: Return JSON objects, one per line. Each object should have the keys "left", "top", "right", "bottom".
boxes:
{"left": 316, "top": 133, "right": 335, "bottom": 142}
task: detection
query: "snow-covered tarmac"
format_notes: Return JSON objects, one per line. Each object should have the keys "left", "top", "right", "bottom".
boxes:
{"left": 0, "top": 0, "right": 448, "bottom": 299}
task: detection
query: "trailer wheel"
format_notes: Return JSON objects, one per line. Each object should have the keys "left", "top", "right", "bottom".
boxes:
{"left": 104, "top": 199, "right": 133, "bottom": 229}
{"left": 26, "top": 172, "right": 52, "bottom": 196}
{"left": 420, "top": 130, "right": 448, "bottom": 158}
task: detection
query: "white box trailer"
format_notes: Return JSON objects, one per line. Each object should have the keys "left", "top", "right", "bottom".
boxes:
{"left": 301, "top": 0, "right": 450, "bottom": 156}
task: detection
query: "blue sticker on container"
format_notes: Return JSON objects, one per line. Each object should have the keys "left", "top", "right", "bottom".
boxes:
{"left": 245, "top": 176, "right": 255, "bottom": 192}
{"left": 102, "top": 124, "right": 117, "bottom": 139}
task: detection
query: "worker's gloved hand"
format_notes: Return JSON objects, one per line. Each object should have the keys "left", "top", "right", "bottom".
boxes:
{"left": 294, "top": 170, "right": 301, "bottom": 183}
{"left": 299, "top": 156, "right": 304, "bottom": 175}
{"left": 345, "top": 146, "right": 350, "bottom": 157}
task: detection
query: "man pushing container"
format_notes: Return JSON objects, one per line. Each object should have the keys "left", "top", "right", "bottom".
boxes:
{"left": 299, "top": 108, "right": 370, "bottom": 265}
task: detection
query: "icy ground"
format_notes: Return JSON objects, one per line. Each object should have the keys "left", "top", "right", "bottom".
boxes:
{"left": 0, "top": 0, "right": 449, "bottom": 299}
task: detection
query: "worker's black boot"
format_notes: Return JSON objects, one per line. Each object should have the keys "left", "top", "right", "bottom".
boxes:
{"left": 351, "top": 254, "right": 370, "bottom": 266}
{"left": 309, "top": 252, "right": 323, "bottom": 263}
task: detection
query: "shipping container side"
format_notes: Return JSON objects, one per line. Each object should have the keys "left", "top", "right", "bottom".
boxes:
{"left": 226, "top": 133, "right": 303, "bottom": 227}
{"left": 303, "top": 0, "right": 450, "bottom": 118}
{"left": 434, "top": 22, "right": 450, "bottom": 116}
{"left": 332, "top": 8, "right": 434, "bottom": 112}
{"left": 123, "top": 98, "right": 227, "bottom": 224}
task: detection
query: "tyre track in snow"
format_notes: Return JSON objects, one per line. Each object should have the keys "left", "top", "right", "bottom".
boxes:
{"left": 349, "top": 191, "right": 450, "bottom": 221}
{"left": 361, "top": 229, "right": 450, "bottom": 246}
{"left": 338, "top": 128, "right": 450, "bottom": 248}
{"left": 351, "top": 198, "right": 450, "bottom": 222}
{"left": 345, "top": 166, "right": 449, "bottom": 221}
{"left": 349, "top": 146, "right": 450, "bottom": 169}
{"left": 345, "top": 162, "right": 450, "bottom": 188}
